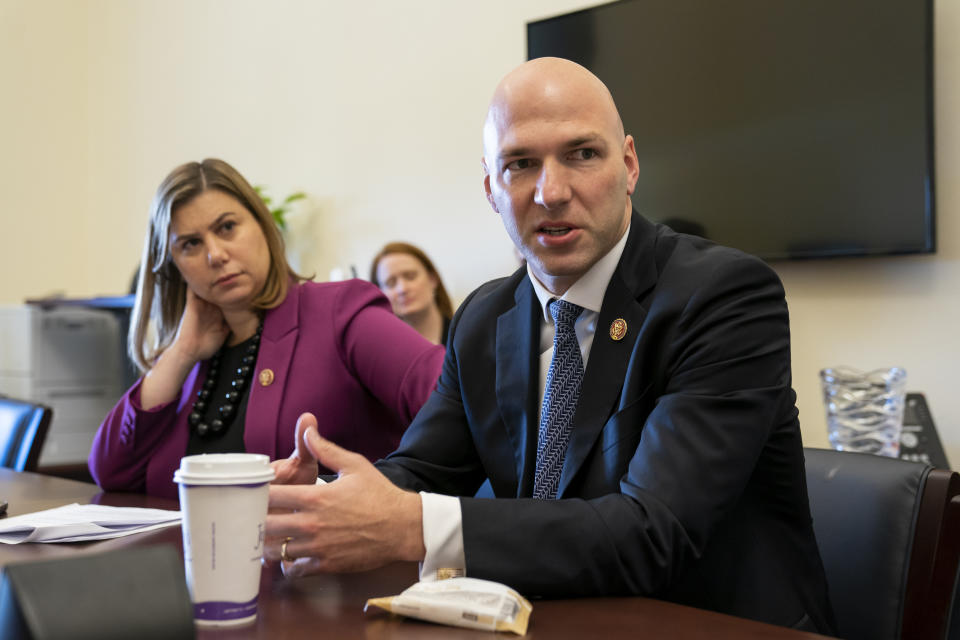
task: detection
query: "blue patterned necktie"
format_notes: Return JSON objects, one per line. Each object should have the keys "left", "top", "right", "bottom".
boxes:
{"left": 534, "top": 299, "right": 585, "bottom": 500}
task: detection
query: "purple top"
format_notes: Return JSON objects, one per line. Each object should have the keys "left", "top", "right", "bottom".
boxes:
{"left": 88, "top": 280, "right": 445, "bottom": 499}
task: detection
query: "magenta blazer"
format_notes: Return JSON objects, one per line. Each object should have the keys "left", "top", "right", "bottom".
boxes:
{"left": 88, "top": 280, "right": 445, "bottom": 499}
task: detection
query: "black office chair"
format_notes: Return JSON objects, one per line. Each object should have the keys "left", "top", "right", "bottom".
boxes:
{"left": 947, "top": 503, "right": 960, "bottom": 640}
{"left": 0, "top": 395, "right": 52, "bottom": 472}
{"left": 805, "top": 447, "right": 960, "bottom": 640}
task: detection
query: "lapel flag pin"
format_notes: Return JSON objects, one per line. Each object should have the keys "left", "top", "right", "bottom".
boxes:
{"left": 258, "top": 369, "right": 275, "bottom": 387}
{"left": 609, "top": 318, "right": 627, "bottom": 341}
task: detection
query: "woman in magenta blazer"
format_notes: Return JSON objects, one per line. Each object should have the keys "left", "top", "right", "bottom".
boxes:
{"left": 88, "top": 159, "right": 444, "bottom": 499}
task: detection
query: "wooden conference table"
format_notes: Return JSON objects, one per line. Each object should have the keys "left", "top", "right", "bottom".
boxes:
{"left": 0, "top": 469, "right": 834, "bottom": 639}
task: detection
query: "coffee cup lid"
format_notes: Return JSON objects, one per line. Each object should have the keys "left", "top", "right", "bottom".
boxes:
{"left": 173, "top": 453, "right": 275, "bottom": 485}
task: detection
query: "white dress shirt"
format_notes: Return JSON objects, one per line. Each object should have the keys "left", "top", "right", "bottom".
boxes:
{"left": 418, "top": 225, "right": 631, "bottom": 581}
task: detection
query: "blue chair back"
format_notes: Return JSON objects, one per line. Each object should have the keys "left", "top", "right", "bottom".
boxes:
{"left": 0, "top": 396, "right": 52, "bottom": 471}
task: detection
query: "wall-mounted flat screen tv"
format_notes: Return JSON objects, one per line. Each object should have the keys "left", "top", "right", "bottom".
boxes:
{"left": 528, "top": 0, "right": 935, "bottom": 260}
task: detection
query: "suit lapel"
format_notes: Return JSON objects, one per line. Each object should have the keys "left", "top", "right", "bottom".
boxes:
{"left": 557, "top": 213, "right": 658, "bottom": 497}
{"left": 245, "top": 283, "right": 300, "bottom": 459}
{"left": 495, "top": 278, "right": 540, "bottom": 497}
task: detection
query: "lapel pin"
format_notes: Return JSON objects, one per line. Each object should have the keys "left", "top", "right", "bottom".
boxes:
{"left": 609, "top": 318, "right": 627, "bottom": 341}
{"left": 258, "top": 369, "right": 275, "bottom": 387}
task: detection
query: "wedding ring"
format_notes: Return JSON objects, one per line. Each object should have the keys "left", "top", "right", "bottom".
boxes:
{"left": 280, "top": 537, "right": 295, "bottom": 563}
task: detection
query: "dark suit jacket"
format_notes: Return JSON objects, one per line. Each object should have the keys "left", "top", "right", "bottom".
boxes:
{"left": 378, "top": 212, "right": 835, "bottom": 633}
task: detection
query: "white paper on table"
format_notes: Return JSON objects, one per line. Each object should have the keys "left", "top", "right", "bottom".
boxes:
{"left": 0, "top": 503, "right": 181, "bottom": 544}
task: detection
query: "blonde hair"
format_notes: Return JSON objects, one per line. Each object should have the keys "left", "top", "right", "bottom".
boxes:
{"left": 129, "top": 158, "right": 304, "bottom": 373}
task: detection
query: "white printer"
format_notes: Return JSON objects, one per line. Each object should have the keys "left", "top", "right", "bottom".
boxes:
{"left": 0, "top": 301, "right": 130, "bottom": 467}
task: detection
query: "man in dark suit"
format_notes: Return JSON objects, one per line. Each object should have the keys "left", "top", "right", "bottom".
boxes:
{"left": 265, "top": 57, "right": 835, "bottom": 634}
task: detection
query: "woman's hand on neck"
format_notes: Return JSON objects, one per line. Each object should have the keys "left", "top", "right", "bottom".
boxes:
{"left": 142, "top": 290, "right": 231, "bottom": 410}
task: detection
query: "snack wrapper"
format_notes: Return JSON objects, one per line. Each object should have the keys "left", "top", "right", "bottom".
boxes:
{"left": 365, "top": 577, "right": 532, "bottom": 635}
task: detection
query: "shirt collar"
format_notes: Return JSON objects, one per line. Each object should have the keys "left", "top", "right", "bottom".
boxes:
{"left": 528, "top": 222, "right": 630, "bottom": 322}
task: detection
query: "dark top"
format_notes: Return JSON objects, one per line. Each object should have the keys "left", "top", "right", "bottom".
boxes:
{"left": 185, "top": 336, "right": 253, "bottom": 456}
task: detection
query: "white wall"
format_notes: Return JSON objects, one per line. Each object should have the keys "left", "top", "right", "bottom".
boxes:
{"left": 2, "top": 0, "right": 957, "bottom": 462}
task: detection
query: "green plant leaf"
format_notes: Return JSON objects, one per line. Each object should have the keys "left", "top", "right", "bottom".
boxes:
{"left": 256, "top": 185, "right": 303, "bottom": 230}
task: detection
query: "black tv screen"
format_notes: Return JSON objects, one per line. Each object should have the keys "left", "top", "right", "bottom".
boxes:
{"left": 528, "top": 0, "right": 935, "bottom": 260}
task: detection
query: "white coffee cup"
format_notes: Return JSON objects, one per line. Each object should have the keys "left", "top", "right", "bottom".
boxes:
{"left": 173, "top": 453, "right": 275, "bottom": 627}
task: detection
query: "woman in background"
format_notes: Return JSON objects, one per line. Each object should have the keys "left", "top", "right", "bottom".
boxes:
{"left": 90, "top": 159, "right": 444, "bottom": 499}
{"left": 370, "top": 242, "right": 454, "bottom": 346}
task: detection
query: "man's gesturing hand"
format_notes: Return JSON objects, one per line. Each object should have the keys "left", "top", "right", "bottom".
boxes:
{"left": 270, "top": 413, "right": 324, "bottom": 486}
{"left": 264, "top": 413, "right": 426, "bottom": 576}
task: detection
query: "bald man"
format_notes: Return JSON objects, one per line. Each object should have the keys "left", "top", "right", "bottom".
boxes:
{"left": 265, "top": 58, "right": 835, "bottom": 634}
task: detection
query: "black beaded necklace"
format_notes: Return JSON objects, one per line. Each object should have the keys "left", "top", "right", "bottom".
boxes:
{"left": 188, "top": 323, "right": 263, "bottom": 438}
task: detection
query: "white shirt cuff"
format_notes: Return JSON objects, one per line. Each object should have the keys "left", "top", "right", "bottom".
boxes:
{"left": 418, "top": 491, "right": 465, "bottom": 581}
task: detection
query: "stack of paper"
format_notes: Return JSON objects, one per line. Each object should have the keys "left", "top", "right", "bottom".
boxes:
{"left": 0, "top": 503, "right": 181, "bottom": 544}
